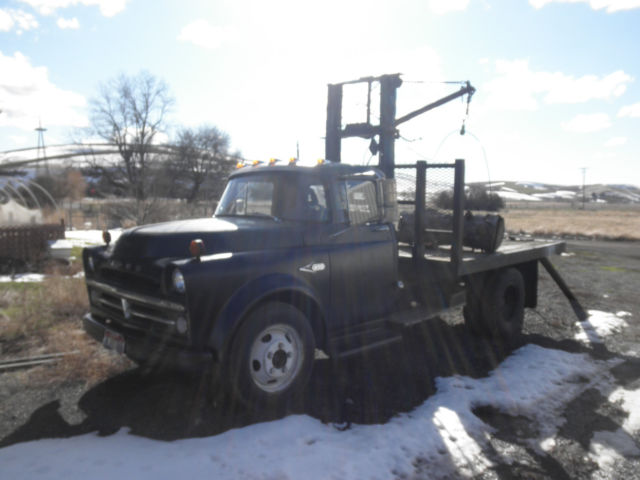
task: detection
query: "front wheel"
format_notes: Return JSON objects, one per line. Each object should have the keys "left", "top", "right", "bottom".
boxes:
{"left": 228, "top": 302, "right": 315, "bottom": 408}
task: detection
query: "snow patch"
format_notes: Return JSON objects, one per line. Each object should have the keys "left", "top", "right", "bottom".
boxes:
{"left": 574, "top": 310, "right": 630, "bottom": 344}
{"left": 0, "top": 345, "right": 602, "bottom": 480}
{"left": 0, "top": 273, "right": 46, "bottom": 283}
{"left": 588, "top": 386, "right": 640, "bottom": 473}
{"left": 495, "top": 191, "right": 542, "bottom": 202}
{"left": 589, "top": 430, "right": 639, "bottom": 470}
{"left": 609, "top": 386, "right": 640, "bottom": 434}
{"left": 64, "top": 229, "right": 122, "bottom": 248}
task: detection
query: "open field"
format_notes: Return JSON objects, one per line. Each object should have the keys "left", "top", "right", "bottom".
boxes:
{"left": 502, "top": 205, "right": 640, "bottom": 241}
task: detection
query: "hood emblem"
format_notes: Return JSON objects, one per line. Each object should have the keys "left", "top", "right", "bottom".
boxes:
{"left": 299, "top": 262, "right": 326, "bottom": 274}
{"left": 121, "top": 298, "right": 132, "bottom": 320}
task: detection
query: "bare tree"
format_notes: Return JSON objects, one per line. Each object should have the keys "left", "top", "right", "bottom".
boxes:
{"left": 87, "top": 71, "right": 174, "bottom": 223}
{"left": 166, "top": 126, "right": 236, "bottom": 203}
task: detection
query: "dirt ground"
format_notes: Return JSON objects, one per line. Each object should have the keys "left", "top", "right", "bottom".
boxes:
{"left": 1, "top": 238, "right": 639, "bottom": 479}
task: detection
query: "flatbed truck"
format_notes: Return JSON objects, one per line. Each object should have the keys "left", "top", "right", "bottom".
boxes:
{"left": 81, "top": 74, "right": 586, "bottom": 407}
{"left": 81, "top": 157, "right": 583, "bottom": 407}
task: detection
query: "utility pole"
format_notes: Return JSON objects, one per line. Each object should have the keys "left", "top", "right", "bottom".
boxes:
{"left": 35, "top": 120, "right": 49, "bottom": 175}
{"left": 580, "top": 167, "right": 587, "bottom": 210}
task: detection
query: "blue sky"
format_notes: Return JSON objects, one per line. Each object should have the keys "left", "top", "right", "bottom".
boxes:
{"left": 0, "top": 0, "right": 639, "bottom": 186}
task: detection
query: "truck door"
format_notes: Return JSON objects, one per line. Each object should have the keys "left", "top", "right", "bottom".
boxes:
{"left": 327, "top": 177, "right": 398, "bottom": 328}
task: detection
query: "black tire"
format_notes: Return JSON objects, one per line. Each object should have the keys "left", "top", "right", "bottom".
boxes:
{"left": 227, "top": 301, "right": 315, "bottom": 408}
{"left": 481, "top": 268, "right": 525, "bottom": 344}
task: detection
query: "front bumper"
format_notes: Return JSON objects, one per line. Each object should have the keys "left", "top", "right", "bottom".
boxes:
{"left": 83, "top": 313, "right": 213, "bottom": 371}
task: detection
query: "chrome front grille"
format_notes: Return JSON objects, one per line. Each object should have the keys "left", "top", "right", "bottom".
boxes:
{"left": 87, "top": 279, "right": 187, "bottom": 337}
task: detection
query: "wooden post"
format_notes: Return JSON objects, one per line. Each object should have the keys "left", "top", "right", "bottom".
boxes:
{"left": 325, "top": 84, "right": 343, "bottom": 163}
{"left": 378, "top": 74, "right": 402, "bottom": 179}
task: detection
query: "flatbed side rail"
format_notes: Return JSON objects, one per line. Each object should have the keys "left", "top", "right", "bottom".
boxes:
{"left": 394, "top": 159, "right": 465, "bottom": 276}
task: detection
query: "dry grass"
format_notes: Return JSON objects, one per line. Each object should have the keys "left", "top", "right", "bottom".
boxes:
{"left": 0, "top": 275, "right": 131, "bottom": 387}
{"left": 502, "top": 207, "right": 640, "bottom": 241}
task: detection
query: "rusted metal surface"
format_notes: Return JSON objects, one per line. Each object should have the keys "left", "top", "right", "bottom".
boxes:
{"left": 0, "top": 222, "right": 65, "bottom": 262}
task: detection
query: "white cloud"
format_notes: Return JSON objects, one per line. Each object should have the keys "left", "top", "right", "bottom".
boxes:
{"left": 618, "top": 101, "right": 640, "bottom": 117}
{"left": 484, "top": 59, "right": 632, "bottom": 111}
{"left": 530, "top": 0, "right": 640, "bottom": 13}
{"left": 562, "top": 113, "right": 611, "bottom": 133}
{"left": 177, "top": 20, "right": 236, "bottom": 49}
{"left": 0, "top": 51, "right": 87, "bottom": 131}
{"left": 428, "top": 0, "right": 470, "bottom": 14}
{"left": 18, "top": 0, "right": 129, "bottom": 17}
{"left": 604, "top": 136, "right": 627, "bottom": 147}
{"left": 0, "top": 8, "right": 38, "bottom": 33}
{"left": 56, "top": 16, "right": 79, "bottom": 29}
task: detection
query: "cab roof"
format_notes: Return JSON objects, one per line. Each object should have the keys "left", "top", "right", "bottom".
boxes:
{"left": 229, "top": 161, "right": 385, "bottom": 180}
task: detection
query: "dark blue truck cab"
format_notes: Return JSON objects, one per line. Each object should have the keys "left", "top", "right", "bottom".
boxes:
{"left": 82, "top": 159, "right": 566, "bottom": 406}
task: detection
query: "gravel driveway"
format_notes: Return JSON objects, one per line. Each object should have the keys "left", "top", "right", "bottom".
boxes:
{"left": 1, "top": 239, "right": 638, "bottom": 479}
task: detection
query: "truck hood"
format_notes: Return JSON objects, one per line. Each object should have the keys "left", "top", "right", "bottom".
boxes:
{"left": 111, "top": 216, "right": 304, "bottom": 260}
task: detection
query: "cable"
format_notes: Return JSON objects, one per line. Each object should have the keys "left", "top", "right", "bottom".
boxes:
{"left": 431, "top": 129, "right": 492, "bottom": 193}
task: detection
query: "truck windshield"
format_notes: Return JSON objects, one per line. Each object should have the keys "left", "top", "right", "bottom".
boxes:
{"left": 215, "top": 173, "right": 329, "bottom": 223}
{"left": 216, "top": 176, "right": 276, "bottom": 218}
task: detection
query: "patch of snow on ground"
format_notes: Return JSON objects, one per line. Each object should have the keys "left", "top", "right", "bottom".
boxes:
{"left": 610, "top": 386, "right": 640, "bottom": 433}
{"left": 589, "top": 430, "right": 640, "bottom": 470}
{"left": 495, "top": 191, "right": 542, "bottom": 202}
{"left": 0, "top": 345, "right": 602, "bottom": 480}
{"left": 64, "top": 229, "right": 122, "bottom": 248}
{"left": 0, "top": 273, "right": 46, "bottom": 283}
{"left": 589, "top": 386, "right": 640, "bottom": 470}
{"left": 575, "top": 310, "right": 630, "bottom": 344}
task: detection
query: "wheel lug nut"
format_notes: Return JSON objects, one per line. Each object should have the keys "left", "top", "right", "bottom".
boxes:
{"left": 278, "top": 343, "right": 284, "bottom": 349}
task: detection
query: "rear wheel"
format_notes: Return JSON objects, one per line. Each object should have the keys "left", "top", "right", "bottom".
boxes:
{"left": 228, "top": 302, "right": 315, "bottom": 408}
{"left": 481, "top": 268, "right": 525, "bottom": 344}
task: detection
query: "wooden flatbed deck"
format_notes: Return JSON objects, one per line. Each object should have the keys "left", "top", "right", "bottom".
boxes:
{"left": 398, "top": 239, "right": 566, "bottom": 277}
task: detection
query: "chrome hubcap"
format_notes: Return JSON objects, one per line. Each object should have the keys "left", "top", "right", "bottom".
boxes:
{"left": 249, "top": 323, "right": 303, "bottom": 393}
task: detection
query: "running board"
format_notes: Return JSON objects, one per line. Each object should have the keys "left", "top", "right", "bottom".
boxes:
{"left": 327, "top": 327, "right": 403, "bottom": 359}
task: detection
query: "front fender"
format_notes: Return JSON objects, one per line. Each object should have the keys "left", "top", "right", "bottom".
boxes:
{"left": 207, "top": 273, "right": 325, "bottom": 360}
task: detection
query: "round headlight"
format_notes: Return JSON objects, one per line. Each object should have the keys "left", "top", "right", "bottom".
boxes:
{"left": 87, "top": 255, "right": 95, "bottom": 272}
{"left": 176, "top": 316, "right": 188, "bottom": 335}
{"left": 172, "top": 268, "right": 185, "bottom": 293}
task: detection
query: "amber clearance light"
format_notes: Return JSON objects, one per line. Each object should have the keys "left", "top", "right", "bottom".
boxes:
{"left": 189, "top": 239, "right": 206, "bottom": 259}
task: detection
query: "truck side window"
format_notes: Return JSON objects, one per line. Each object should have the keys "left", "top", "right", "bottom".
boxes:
{"left": 343, "top": 179, "right": 379, "bottom": 225}
{"left": 304, "top": 184, "right": 329, "bottom": 222}
{"left": 280, "top": 179, "right": 329, "bottom": 223}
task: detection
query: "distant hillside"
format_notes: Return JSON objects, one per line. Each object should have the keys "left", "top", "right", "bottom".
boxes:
{"left": 468, "top": 181, "right": 640, "bottom": 205}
